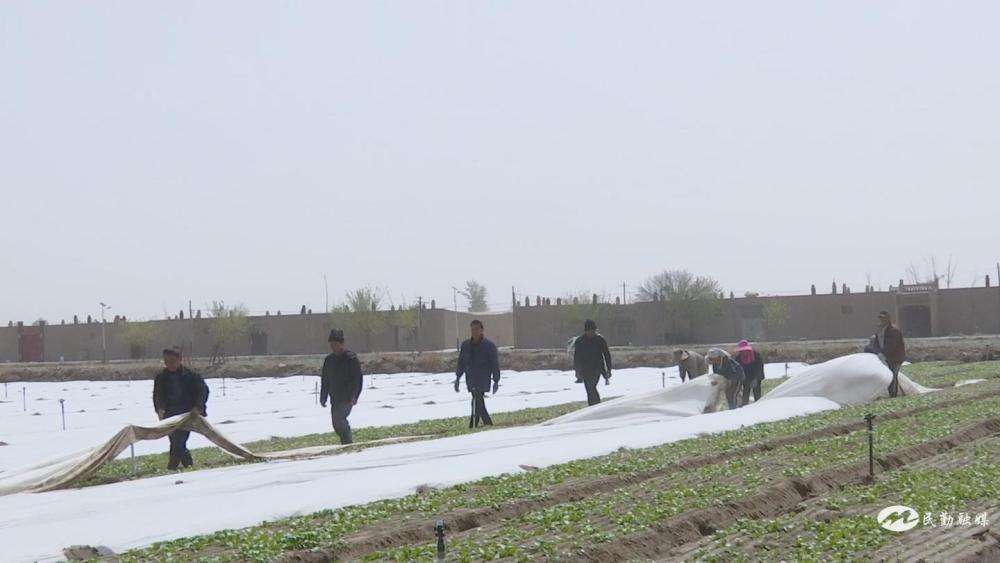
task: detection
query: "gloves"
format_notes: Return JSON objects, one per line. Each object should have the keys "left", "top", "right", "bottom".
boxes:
{"left": 320, "top": 400, "right": 326, "bottom": 408}
{"left": 454, "top": 379, "right": 461, "bottom": 393}
{"left": 492, "top": 381, "right": 499, "bottom": 395}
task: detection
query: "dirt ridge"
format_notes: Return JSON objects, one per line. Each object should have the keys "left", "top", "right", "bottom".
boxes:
{"left": 273, "top": 390, "right": 1000, "bottom": 562}
{"left": 582, "top": 417, "right": 1000, "bottom": 562}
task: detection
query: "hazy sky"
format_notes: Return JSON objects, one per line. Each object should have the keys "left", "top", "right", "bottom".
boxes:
{"left": 3, "top": 1, "right": 999, "bottom": 322}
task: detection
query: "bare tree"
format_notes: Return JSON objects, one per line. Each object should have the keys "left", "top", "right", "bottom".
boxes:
{"left": 636, "top": 270, "right": 722, "bottom": 343}
{"left": 905, "top": 254, "right": 958, "bottom": 287}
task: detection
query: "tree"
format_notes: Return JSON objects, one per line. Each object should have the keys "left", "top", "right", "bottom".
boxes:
{"left": 121, "top": 320, "right": 160, "bottom": 359}
{"left": 393, "top": 303, "right": 419, "bottom": 350}
{"left": 762, "top": 299, "right": 790, "bottom": 335}
{"left": 207, "top": 301, "right": 250, "bottom": 361}
{"left": 460, "top": 280, "right": 489, "bottom": 312}
{"left": 336, "top": 286, "right": 385, "bottom": 352}
{"left": 635, "top": 270, "right": 723, "bottom": 343}
{"left": 905, "top": 254, "right": 957, "bottom": 287}
{"left": 635, "top": 270, "right": 722, "bottom": 303}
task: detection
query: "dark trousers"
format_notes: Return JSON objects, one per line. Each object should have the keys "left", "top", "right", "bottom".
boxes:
{"left": 724, "top": 378, "right": 741, "bottom": 410}
{"left": 740, "top": 376, "right": 763, "bottom": 406}
{"left": 887, "top": 363, "right": 903, "bottom": 398}
{"left": 168, "top": 430, "right": 193, "bottom": 470}
{"left": 469, "top": 392, "right": 493, "bottom": 428}
{"left": 582, "top": 373, "right": 602, "bottom": 406}
{"left": 330, "top": 402, "right": 354, "bottom": 444}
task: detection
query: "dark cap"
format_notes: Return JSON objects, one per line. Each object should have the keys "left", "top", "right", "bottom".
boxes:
{"left": 584, "top": 319, "right": 597, "bottom": 331}
{"left": 162, "top": 345, "right": 182, "bottom": 357}
{"left": 328, "top": 329, "right": 345, "bottom": 343}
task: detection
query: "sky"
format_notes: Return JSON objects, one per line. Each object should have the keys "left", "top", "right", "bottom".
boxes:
{"left": 2, "top": 1, "right": 999, "bottom": 323}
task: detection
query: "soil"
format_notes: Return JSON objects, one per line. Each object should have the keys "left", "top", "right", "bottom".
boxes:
{"left": 269, "top": 390, "right": 1000, "bottom": 563}
{"left": 666, "top": 436, "right": 1000, "bottom": 563}
{"left": 6, "top": 335, "right": 1000, "bottom": 383}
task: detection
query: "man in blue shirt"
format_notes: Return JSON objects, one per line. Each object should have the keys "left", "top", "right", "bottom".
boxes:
{"left": 454, "top": 319, "right": 501, "bottom": 428}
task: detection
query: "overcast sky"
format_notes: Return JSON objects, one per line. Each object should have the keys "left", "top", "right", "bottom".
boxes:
{"left": 2, "top": 1, "right": 998, "bottom": 322}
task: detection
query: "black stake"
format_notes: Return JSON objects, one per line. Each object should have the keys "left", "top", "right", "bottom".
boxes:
{"left": 435, "top": 519, "right": 446, "bottom": 561}
{"left": 864, "top": 413, "right": 876, "bottom": 481}
{"left": 59, "top": 398, "right": 66, "bottom": 430}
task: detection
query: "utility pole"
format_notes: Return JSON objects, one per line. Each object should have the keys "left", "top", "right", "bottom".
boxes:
{"left": 451, "top": 287, "right": 460, "bottom": 352}
{"left": 622, "top": 282, "right": 628, "bottom": 305}
{"left": 99, "top": 302, "right": 111, "bottom": 363}
{"left": 511, "top": 286, "right": 517, "bottom": 349}
{"left": 189, "top": 300, "right": 195, "bottom": 357}
{"left": 416, "top": 296, "right": 423, "bottom": 354}
{"left": 323, "top": 274, "right": 330, "bottom": 313}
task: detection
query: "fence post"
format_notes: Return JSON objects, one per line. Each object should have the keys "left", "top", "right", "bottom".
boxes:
{"left": 59, "top": 399, "right": 66, "bottom": 430}
{"left": 435, "top": 519, "right": 446, "bottom": 561}
{"left": 865, "top": 413, "right": 876, "bottom": 482}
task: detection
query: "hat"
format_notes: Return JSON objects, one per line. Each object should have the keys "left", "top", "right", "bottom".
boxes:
{"left": 162, "top": 345, "right": 182, "bottom": 357}
{"left": 584, "top": 319, "right": 597, "bottom": 331}
{"left": 328, "top": 329, "right": 345, "bottom": 343}
{"left": 706, "top": 348, "right": 728, "bottom": 360}
{"left": 736, "top": 340, "right": 753, "bottom": 353}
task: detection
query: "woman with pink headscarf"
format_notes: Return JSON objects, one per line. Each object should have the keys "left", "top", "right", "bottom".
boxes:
{"left": 734, "top": 340, "right": 765, "bottom": 406}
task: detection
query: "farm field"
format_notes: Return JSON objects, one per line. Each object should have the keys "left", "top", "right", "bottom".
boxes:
{"left": 1, "top": 360, "right": 997, "bottom": 561}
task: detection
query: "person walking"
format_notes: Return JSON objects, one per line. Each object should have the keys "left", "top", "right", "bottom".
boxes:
{"left": 672, "top": 349, "right": 709, "bottom": 382}
{"left": 573, "top": 319, "right": 613, "bottom": 406}
{"left": 454, "top": 319, "right": 501, "bottom": 428}
{"left": 319, "top": 329, "right": 364, "bottom": 444}
{"left": 152, "top": 346, "right": 209, "bottom": 470}
{"left": 872, "top": 310, "right": 906, "bottom": 397}
{"left": 706, "top": 348, "right": 745, "bottom": 410}
{"left": 734, "top": 340, "right": 765, "bottom": 406}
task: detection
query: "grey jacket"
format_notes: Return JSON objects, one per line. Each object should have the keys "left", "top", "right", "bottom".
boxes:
{"left": 677, "top": 351, "right": 709, "bottom": 381}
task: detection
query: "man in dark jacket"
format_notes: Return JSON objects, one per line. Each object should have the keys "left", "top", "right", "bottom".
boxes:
{"left": 707, "top": 348, "right": 745, "bottom": 410}
{"left": 873, "top": 311, "right": 906, "bottom": 397}
{"left": 320, "top": 329, "right": 363, "bottom": 444}
{"left": 734, "top": 340, "right": 766, "bottom": 406}
{"left": 573, "top": 319, "right": 613, "bottom": 406}
{"left": 454, "top": 319, "right": 501, "bottom": 428}
{"left": 152, "top": 346, "right": 209, "bottom": 470}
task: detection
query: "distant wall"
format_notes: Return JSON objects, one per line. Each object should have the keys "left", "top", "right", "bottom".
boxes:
{"left": 512, "top": 286, "right": 1000, "bottom": 349}
{"left": 4, "top": 286, "right": 999, "bottom": 362}
{"left": 0, "top": 310, "right": 515, "bottom": 363}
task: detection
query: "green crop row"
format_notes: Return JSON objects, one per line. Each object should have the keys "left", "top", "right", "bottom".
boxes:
{"left": 118, "top": 376, "right": 1000, "bottom": 562}
{"left": 694, "top": 439, "right": 1000, "bottom": 562}
{"left": 365, "top": 396, "right": 1000, "bottom": 561}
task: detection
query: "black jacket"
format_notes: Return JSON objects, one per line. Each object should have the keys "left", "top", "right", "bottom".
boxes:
{"left": 320, "top": 350, "right": 364, "bottom": 405}
{"left": 456, "top": 337, "right": 501, "bottom": 392}
{"left": 153, "top": 366, "right": 209, "bottom": 417}
{"left": 573, "top": 333, "right": 612, "bottom": 378}
{"left": 712, "top": 356, "right": 746, "bottom": 383}
{"left": 735, "top": 350, "right": 765, "bottom": 382}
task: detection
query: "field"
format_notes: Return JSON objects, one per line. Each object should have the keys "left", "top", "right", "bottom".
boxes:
{"left": 44, "top": 360, "right": 999, "bottom": 563}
